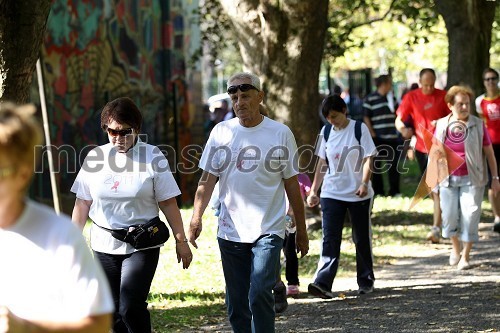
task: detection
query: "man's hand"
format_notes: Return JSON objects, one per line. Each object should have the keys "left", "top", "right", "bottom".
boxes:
{"left": 295, "top": 229, "right": 309, "bottom": 258}
{"left": 492, "top": 179, "right": 500, "bottom": 197}
{"left": 188, "top": 217, "right": 203, "bottom": 249}
{"left": 400, "top": 127, "right": 414, "bottom": 140}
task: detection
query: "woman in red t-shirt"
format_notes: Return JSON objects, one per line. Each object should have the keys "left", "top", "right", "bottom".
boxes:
{"left": 475, "top": 68, "right": 500, "bottom": 230}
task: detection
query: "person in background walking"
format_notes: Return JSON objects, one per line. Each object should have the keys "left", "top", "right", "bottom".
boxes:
{"left": 428, "top": 85, "right": 500, "bottom": 269}
{"left": 283, "top": 173, "right": 312, "bottom": 297}
{"left": 395, "top": 68, "right": 450, "bottom": 243}
{"left": 475, "top": 68, "right": 500, "bottom": 233}
{"left": 363, "top": 74, "right": 401, "bottom": 197}
{"left": 307, "top": 94, "right": 377, "bottom": 298}
{"left": 0, "top": 102, "right": 113, "bottom": 332}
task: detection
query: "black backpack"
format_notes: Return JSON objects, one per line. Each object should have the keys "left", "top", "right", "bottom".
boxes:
{"left": 323, "top": 120, "right": 362, "bottom": 172}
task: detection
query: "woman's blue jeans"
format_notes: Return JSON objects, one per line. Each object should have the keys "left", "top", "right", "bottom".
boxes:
{"left": 218, "top": 234, "right": 283, "bottom": 333}
{"left": 440, "top": 175, "right": 484, "bottom": 242}
{"left": 313, "top": 197, "right": 375, "bottom": 291}
{"left": 95, "top": 248, "right": 160, "bottom": 333}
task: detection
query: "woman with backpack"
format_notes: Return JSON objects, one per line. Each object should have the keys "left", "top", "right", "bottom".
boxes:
{"left": 306, "top": 94, "right": 378, "bottom": 298}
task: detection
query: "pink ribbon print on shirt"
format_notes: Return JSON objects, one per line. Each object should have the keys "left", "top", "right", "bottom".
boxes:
{"left": 111, "top": 181, "right": 120, "bottom": 192}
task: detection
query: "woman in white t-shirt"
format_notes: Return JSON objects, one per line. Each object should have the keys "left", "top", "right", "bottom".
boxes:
{"left": 71, "top": 97, "right": 192, "bottom": 333}
{"left": 0, "top": 103, "right": 113, "bottom": 332}
{"left": 306, "top": 94, "right": 377, "bottom": 298}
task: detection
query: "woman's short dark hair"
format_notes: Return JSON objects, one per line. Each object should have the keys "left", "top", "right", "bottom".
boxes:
{"left": 321, "top": 94, "right": 347, "bottom": 119}
{"left": 101, "top": 97, "right": 142, "bottom": 132}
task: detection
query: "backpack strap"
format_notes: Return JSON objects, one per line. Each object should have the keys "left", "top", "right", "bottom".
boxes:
{"left": 323, "top": 124, "right": 332, "bottom": 173}
{"left": 324, "top": 123, "right": 332, "bottom": 142}
{"left": 354, "top": 120, "right": 362, "bottom": 145}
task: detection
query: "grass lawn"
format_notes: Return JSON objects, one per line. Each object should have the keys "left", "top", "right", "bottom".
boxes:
{"left": 92, "top": 159, "right": 493, "bottom": 332}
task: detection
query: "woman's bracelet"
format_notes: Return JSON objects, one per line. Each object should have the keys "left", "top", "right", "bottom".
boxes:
{"left": 361, "top": 182, "right": 369, "bottom": 187}
{"left": 176, "top": 239, "right": 188, "bottom": 244}
{"left": 492, "top": 176, "right": 499, "bottom": 180}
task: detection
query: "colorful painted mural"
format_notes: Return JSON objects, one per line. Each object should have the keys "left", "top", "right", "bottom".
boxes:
{"left": 36, "top": 0, "right": 197, "bottom": 205}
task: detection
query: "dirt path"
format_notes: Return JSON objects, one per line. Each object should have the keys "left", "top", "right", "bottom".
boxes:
{"left": 199, "top": 222, "right": 499, "bottom": 332}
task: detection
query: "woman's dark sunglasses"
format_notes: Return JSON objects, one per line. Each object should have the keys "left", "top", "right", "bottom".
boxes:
{"left": 106, "top": 127, "right": 133, "bottom": 137}
{"left": 227, "top": 84, "right": 259, "bottom": 94}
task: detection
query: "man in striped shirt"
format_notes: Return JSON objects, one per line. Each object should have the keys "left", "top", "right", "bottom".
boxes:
{"left": 363, "top": 74, "right": 401, "bottom": 196}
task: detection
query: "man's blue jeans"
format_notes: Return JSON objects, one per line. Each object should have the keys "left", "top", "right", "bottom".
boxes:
{"left": 218, "top": 234, "right": 283, "bottom": 333}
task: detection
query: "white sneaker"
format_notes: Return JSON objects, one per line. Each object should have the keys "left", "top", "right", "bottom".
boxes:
{"left": 457, "top": 258, "right": 471, "bottom": 270}
{"left": 449, "top": 252, "right": 460, "bottom": 266}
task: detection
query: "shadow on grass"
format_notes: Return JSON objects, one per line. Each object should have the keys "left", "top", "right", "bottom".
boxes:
{"left": 149, "top": 292, "right": 227, "bottom": 332}
{"left": 149, "top": 291, "right": 225, "bottom": 303}
{"left": 372, "top": 211, "right": 433, "bottom": 226}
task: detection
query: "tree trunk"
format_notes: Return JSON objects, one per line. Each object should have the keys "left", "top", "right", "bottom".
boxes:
{"left": 0, "top": 0, "right": 52, "bottom": 103}
{"left": 434, "top": 0, "right": 497, "bottom": 96}
{"left": 219, "top": 0, "right": 329, "bottom": 154}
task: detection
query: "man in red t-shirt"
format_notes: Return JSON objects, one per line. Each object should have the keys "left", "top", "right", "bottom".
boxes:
{"left": 475, "top": 67, "right": 500, "bottom": 232}
{"left": 395, "top": 68, "right": 451, "bottom": 243}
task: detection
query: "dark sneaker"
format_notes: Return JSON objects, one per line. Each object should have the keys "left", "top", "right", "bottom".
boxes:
{"left": 494, "top": 222, "right": 500, "bottom": 233}
{"left": 273, "top": 281, "right": 288, "bottom": 313}
{"left": 308, "top": 283, "right": 333, "bottom": 299}
{"left": 358, "top": 285, "right": 374, "bottom": 295}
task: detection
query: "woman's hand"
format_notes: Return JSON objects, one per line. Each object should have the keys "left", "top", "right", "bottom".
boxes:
{"left": 355, "top": 183, "right": 368, "bottom": 198}
{"left": 306, "top": 194, "right": 319, "bottom": 207}
{"left": 175, "top": 241, "right": 193, "bottom": 269}
{"left": 492, "top": 179, "right": 500, "bottom": 197}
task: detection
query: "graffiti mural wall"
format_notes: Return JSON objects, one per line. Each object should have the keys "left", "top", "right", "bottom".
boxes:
{"left": 36, "top": 0, "right": 198, "bottom": 206}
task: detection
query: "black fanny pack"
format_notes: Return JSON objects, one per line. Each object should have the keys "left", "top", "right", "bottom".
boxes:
{"left": 94, "top": 216, "right": 170, "bottom": 250}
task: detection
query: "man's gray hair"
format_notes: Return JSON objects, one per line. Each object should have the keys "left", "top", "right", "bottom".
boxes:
{"left": 227, "top": 72, "right": 261, "bottom": 90}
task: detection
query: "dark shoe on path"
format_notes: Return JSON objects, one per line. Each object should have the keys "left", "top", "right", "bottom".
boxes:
{"left": 274, "top": 281, "right": 288, "bottom": 313}
{"left": 308, "top": 283, "right": 333, "bottom": 299}
{"left": 358, "top": 285, "right": 374, "bottom": 295}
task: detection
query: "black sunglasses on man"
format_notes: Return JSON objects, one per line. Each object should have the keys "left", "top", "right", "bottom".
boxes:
{"left": 227, "top": 84, "right": 259, "bottom": 94}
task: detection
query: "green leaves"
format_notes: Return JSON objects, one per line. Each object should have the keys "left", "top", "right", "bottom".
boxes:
{"left": 190, "top": 0, "right": 232, "bottom": 65}
{"left": 324, "top": 0, "right": 439, "bottom": 63}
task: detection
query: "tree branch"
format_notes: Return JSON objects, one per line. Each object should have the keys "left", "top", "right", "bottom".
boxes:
{"left": 349, "top": 0, "right": 397, "bottom": 30}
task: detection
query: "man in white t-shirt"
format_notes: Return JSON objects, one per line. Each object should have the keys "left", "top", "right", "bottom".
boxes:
{"left": 0, "top": 103, "right": 113, "bottom": 332}
{"left": 189, "top": 72, "right": 309, "bottom": 333}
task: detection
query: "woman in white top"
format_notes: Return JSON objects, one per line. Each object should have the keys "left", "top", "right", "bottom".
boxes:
{"left": 0, "top": 103, "right": 113, "bottom": 332}
{"left": 306, "top": 94, "right": 377, "bottom": 298}
{"left": 71, "top": 97, "right": 192, "bottom": 333}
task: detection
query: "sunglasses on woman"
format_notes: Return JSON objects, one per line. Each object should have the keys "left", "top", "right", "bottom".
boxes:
{"left": 227, "top": 84, "right": 259, "bottom": 94}
{"left": 106, "top": 127, "right": 133, "bottom": 137}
